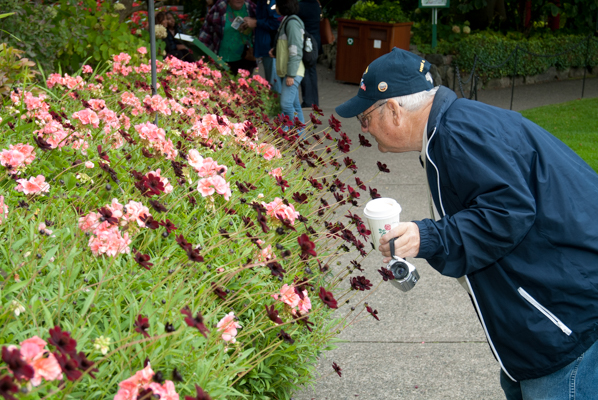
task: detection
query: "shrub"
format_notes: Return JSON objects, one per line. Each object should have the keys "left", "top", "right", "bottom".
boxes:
{"left": 0, "top": 51, "right": 384, "bottom": 399}
{"left": 454, "top": 32, "right": 598, "bottom": 81}
{"left": 343, "top": 0, "right": 410, "bottom": 24}
{"left": 0, "top": 43, "right": 38, "bottom": 97}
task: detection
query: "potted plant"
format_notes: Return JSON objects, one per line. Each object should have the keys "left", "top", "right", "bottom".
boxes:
{"left": 336, "top": 1, "right": 413, "bottom": 83}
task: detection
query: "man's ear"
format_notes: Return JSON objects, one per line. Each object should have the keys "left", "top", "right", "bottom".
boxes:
{"left": 386, "top": 99, "right": 402, "bottom": 127}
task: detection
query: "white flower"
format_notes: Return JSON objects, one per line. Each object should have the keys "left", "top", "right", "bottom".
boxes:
{"left": 94, "top": 336, "right": 112, "bottom": 355}
{"left": 463, "top": 26, "right": 471, "bottom": 34}
{"left": 452, "top": 25, "right": 461, "bottom": 34}
{"left": 10, "top": 300, "right": 25, "bottom": 317}
{"left": 113, "top": 3, "right": 125, "bottom": 11}
{"left": 155, "top": 25, "right": 168, "bottom": 39}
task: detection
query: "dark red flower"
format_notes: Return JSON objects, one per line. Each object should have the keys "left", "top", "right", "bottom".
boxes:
{"left": 149, "top": 200, "right": 167, "bottom": 213}
{"left": 135, "top": 180, "right": 150, "bottom": 197}
{"left": 176, "top": 235, "right": 192, "bottom": 251}
{"left": 1, "top": 347, "right": 34, "bottom": 381}
{"left": 141, "top": 148, "right": 155, "bottom": 158}
{"left": 0, "top": 375, "right": 18, "bottom": 400}
{"left": 376, "top": 161, "right": 390, "bottom": 173}
{"left": 337, "top": 139, "right": 351, "bottom": 153}
{"left": 318, "top": 287, "right": 338, "bottom": 309}
{"left": 355, "top": 177, "right": 366, "bottom": 191}
{"left": 293, "top": 311, "right": 315, "bottom": 332}
{"left": 265, "top": 305, "right": 283, "bottom": 324}
{"left": 143, "top": 173, "right": 165, "bottom": 196}
{"left": 97, "top": 145, "right": 110, "bottom": 162}
{"left": 134, "top": 314, "right": 150, "bottom": 338}
{"left": 366, "top": 306, "right": 380, "bottom": 321}
{"left": 292, "top": 192, "right": 308, "bottom": 204}
{"left": 328, "top": 115, "right": 341, "bottom": 132}
{"left": 332, "top": 362, "right": 342, "bottom": 377}
{"left": 186, "top": 248, "right": 204, "bottom": 263}
{"left": 358, "top": 134, "right": 372, "bottom": 147}
{"left": 309, "top": 113, "right": 322, "bottom": 125}
{"left": 134, "top": 250, "right": 153, "bottom": 270}
{"left": 298, "top": 234, "right": 317, "bottom": 259}
{"left": 130, "top": 169, "right": 145, "bottom": 181}
{"left": 348, "top": 185, "right": 360, "bottom": 199}
{"left": 369, "top": 186, "right": 381, "bottom": 199}
{"left": 343, "top": 157, "right": 357, "bottom": 172}
{"left": 54, "top": 352, "right": 82, "bottom": 381}
{"left": 378, "top": 267, "right": 395, "bottom": 282}
{"left": 267, "top": 261, "right": 286, "bottom": 277}
{"left": 48, "top": 326, "right": 77, "bottom": 356}
{"left": 159, "top": 219, "right": 178, "bottom": 234}
{"left": 34, "top": 135, "right": 52, "bottom": 150}
{"left": 139, "top": 214, "right": 160, "bottom": 230}
{"left": 345, "top": 210, "right": 363, "bottom": 225}
{"left": 277, "top": 329, "right": 294, "bottom": 345}
{"left": 351, "top": 260, "right": 364, "bottom": 272}
{"left": 232, "top": 154, "right": 245, "bottom": 168}
{"left": 185, "top": 384, "right": 212, "bottom": 400}
{"left": 73, "top": 351, "right": 98, "bottom": 379}
{"left": 181, "top": 307, "right": 209, "bottom": 338}
{"left": 308, "top": 177, "right": 322, "bottom": 190}
{"left": 356, "top": 223, "right": 371, "bottom": 239}
{"left": 312, "top": 104, "right": 324, "bottom": 116}
{"left": 275, "top": 176, "right": 289, "bottom": 193}
{"left": 350, "top": 276, "right": 372, "bottom": 291}
{"left": 98, "top": 207, "right": 118, "bottom": 226}
{"left": 137, "top": 388, "right": 154, "bottom": 399}
{"left": 257, "top": 212, "right": 269, "bottom": 234}
{"left": 211, "top": 283, "right": 227, "bottom": 301}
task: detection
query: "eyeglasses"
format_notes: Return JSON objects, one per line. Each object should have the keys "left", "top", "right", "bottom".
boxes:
{"left": 356, "top": 101, "right": 387, "bottom": 130}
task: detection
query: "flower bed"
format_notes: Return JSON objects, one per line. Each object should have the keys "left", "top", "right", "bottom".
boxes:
{"left": 0, "top": 50, "right": 387, "bottom": 399}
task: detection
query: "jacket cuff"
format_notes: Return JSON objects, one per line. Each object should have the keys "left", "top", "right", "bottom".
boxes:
{"left": 414, "top": 219, "right": 435, "bottom": 259}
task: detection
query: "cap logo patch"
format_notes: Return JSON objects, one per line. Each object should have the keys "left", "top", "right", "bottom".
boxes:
{"left": 378, "top": 82, "right": 388, "bottom": 92}
{"left": 419, "top": 60, "right": 425, "bottom": 72}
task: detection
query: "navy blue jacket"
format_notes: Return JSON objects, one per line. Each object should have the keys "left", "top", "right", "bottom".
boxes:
{"left": 415, "top": 86, "right": 598, "bottom": 381}
{"left": 254, "top": 0, "right": 282, "bottom": 58}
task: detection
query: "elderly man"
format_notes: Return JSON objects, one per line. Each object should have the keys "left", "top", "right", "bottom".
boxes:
{"left": 336, "top": 48, "right": 598, "bottom": 399}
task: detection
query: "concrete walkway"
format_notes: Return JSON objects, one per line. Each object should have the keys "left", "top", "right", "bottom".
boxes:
{"left": 288, "top": 65, "right": 597, "bottom": 400}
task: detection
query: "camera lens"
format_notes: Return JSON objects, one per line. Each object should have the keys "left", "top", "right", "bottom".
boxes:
{"left": 391, "top": 261, "right": 409, "bottom": 280}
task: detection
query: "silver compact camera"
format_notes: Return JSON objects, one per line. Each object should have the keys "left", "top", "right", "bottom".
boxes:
{"left": 387, "top": 237, "right": 420, "bottom": 292}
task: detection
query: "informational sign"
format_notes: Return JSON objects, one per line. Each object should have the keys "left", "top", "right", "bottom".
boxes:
{"left": 419, "top": 0, "right": 450, "bottom": 8}
{"left": 373, "top": 40, "right": 381, "bottom": 49}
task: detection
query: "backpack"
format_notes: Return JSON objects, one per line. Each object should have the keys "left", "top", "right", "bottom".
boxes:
{"left": 274, "top": 15, "right": 318, "bottom": 68}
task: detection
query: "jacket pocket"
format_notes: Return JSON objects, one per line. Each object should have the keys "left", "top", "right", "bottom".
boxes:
{"left": 518, "top": 287, "right": 572, "bottom": 336}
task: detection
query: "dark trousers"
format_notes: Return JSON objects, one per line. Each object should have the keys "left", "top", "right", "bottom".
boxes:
{"left": 300, "top": 64, "right": 319, "bottom": 107}
{"left": 227, "top": 59, "right": 257, "bottom": 76}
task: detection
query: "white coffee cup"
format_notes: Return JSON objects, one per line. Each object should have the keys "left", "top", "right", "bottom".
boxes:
{"left": 363, "top": 198, "right": 402, "bottom": 251}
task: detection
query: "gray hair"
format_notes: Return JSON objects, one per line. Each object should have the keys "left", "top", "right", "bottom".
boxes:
{"left": 374, "top": 72, "right": 438, "bottom": 112}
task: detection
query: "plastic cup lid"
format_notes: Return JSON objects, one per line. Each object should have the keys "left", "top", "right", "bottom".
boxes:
{"left": 363, "top": 198, "right": 402, "bottom": 218}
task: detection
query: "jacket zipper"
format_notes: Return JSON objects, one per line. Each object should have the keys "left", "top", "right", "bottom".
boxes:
{"left": 425, "top": 127, "right": 518, "bottom": 382}
{"left": 518, "top": 288, "right": 572, "bottom": 336}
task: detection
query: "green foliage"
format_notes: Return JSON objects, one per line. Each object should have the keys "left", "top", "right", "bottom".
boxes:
{"left": 455, "top": 33, "right": 598, "bottom": 80}
{"left": 0, "top": 43, "right": 38, "bottom": 97}
{"left": 344, "top": 0, "right": 410, "bottom": 24}
{"left": 521, "top": 98, "right": 598, "bottom": 172}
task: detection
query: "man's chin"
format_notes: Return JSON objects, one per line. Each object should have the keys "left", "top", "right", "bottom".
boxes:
{"left": 377, "top": 143, "right": 388, "bottom": 153}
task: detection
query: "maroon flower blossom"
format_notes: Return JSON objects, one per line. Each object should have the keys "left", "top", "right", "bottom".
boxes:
{"left": 275, "top": 176, "right": 289, "bottom": 193}
{"left": 298, "top": 234, "right": 317, "bottom": 259}
{"left": 181, "top": 307, "right": 209, "bottom": 338}
{"left": 328, "top": 115, "right": 341, "bottom": 132}
{"left": 350, "top": 276, "right": 373, "bottom": 291}
{"left": 141, "top": 148, "right": 154, "bottom": 158}
{"left": 265, "top": 304, "right": 283, "bottom": 324}
{"left": 134, "top": 314, "right": 150, "bottom": 338}
{"left": 376, "top": 161, "right": 390, "bottom": 173}
{"left": 186, "top": 248, "right": 204, "bottom": 263}
{"left": 185, "top": 384, "right": 212, "bottom": 400}
{"left": 356, "top": 223, "right": 371, "bottom": 239}
{"left": 48, "top": 326, "right": 77, "bottom": 356}
{"left": 294, "top": 311, "right": 315, "bottom": 332}
{"left": 292, "top": 192, "right": 308, "bottom": 204}
{"left": 309, "top": 113, "right": 322, "bottom": 125}
{"left": 98, "top": 207, "right": 118, "bottom": 225}
{"left": 312, "top": 104, "right": 324, "bottom": 116}
{"left": 337, "top": 139, "right": 351, "bottom": 153}
{"left": 211, "top": 283, "right": 227, "bottom": 301}
{"left": 54, "top": 352, "right": 82, "bottom": 381}
{"left": 334, "top": 179, "right": 346, "bottom": 192}
{"left": 355, "top": 177, "right": 366, "bottom": 191}
{"left": 130, "top": 169, "right": 145, "bottom": 181}
{"left": 332, "top": 362, "right": 342, "bottom": 377}
{"left": 135, "top": 180, "right": 150, "bottom": 197}
{"left": 97, "top": 145, "right": 110, "bottom": 162}
{"left": 378, "top": 267, "right": 395, "bottom": 281}
{"left": 257, "top": 212, "right": 269, "bottom": 234}
{"left": 143, "top": 173, "right": 165, "bottom": 196}
{"left": 73, "top": 351, "right": 98, "bottom": 379}
{"left": 351, "top": 260, "right": 364, "bottom": 272}
{"left": 345, "top": 210, "right": 363, "bottom": 225}
{"left": 308, "top": 177, "right": 323, "bottom": 190}
{"left": 369, "top": 186, "right": 382, "bottom": 199}
{"left": 0, "top": 375, "right": 18, "bottom": 400}
{"left": 139, "top": 214, "right": 160, "bottom": 230}
{"left": 137, "top": 388, "right": 154, "bottom": 399}
{"left": 344, "top": 157, "right": 357, "bottom": 172}
{"left": 34, "top": 135, "right": 53, "bottom": 151}
{"left": 333, "top": 192, "right": 345, "bottom": 205}
{"left": 358, "top": 134, "right": 372, "bottom": 147}
{"left": 176, "top": 234, "right": 192, "bottom": 252}
{"left": 318, "top": 287, "right": 338, "bottom": 309}
{"left": 277, "top": 329, "right": 295, "bottom": 345}
{"left": 348, "top": 185, "right": 360, "bottom": 199}
{"left": 232, "top": 154, "right": 245, "bottom": 168}
{"left": 267, "top": 261, "right": 286, "bottom": 277}
{"left": 134, "top": 250, "right": 153, "bottom": 270}
{"left": 149, "top": 200, "right": 167, "bottom": 213}
{"left": 1, "top": 347, "right": 34, "bottom": 381}
{"left": 366, "top": 306, "right": 380, "bottom": 321}
{"left": 160, "top": 219, "right": 178, "bottom": 234}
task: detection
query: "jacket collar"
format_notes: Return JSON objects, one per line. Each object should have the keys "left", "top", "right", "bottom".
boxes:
{"left": 426, "top": 86, "right": 458, "bottom": 139}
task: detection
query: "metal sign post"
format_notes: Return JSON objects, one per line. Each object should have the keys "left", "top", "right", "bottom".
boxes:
{"left": 146, "top": 0, "right": 158, "bottom": 125}
{"left": 419, "top": 0, "right": 450, "bottom": 50}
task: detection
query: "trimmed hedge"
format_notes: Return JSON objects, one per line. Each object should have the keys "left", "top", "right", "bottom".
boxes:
{"left": 454, "top": 33, "right": 598, "bottom": 80}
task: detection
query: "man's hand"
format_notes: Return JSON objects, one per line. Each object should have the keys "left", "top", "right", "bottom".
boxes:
{"left": 379, "top": 222, "right": 420, "bottom": 263}
{"left": 268, "top": 48, "right": 275, "bottom": 58}
{"left": 243, "top": 17, "right": 257, "bottom": 29}
{"left": 285, "top": 76, "right": 294, "bottom": 86}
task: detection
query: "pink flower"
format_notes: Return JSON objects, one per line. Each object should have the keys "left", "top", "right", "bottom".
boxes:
{"left": 30, "top": 353, "right": 62, "bottom": 386}
{"left": 137, "top": 47, "right": 148, "bottom": 55}
{"left": 124, "top": 201, "right": 151, "bottom": 227}
{"left": 88, "top": 99, "right": 106, "bottom": 111}
{"left": 19, "top": 336, "right": 47, "bottom": 361}
{"left": 88, "top": 226, "right": 131, "bottom": 257}
{"left": 272, "top": 284, "right": 300, "bottom": 308}
{"left": 46, "top": 73, "right": 65, "bottom": 89}
{"left": 258, "top": 143, "right": 281, "bottom": 160}
{"left": 210, "top": 175, "right": 231, "bottom": 200}
{"left": 38, "top": 223, "right": 53, "bottom": 236}
{"left": 148, "top": 381, "right": 179, "bottom": 400}
{"left": 297, "top": 292, "right": 312, "bottom": 313}
{"left": 15, "top": 175, "right": 50, "bottom": 195}
{"left": 263, "top": 198, "right": 300, "bottom": 225}
{"left": 85, "top": 161, "right": 94, "bottom": 168}
{"left": 0, "top": 143, "right": 36, "bottom": 172}
{"left": 187, "top": 149, "right": 204, "bottom": 170}
{"left": 79, "top": 212, "right": 101, "bottom": 232}
{"left": 217, "top": 312, "right": 241, "bottom": 343}
{"left": 72, "top": 108, "right": 100, "bottom": 128}
{"left": 197, "top": 178, "right": 215, "bottom": 197}
{"left": 113, "top": 52, "right": 132, "bottom": 65}
{"left": 0, "top": 195, "right": 8, "bottom": 224}
{"left": 257, "top": 245, "right": 275, "bottom": 266}
{"left": 268, "top": 168, "right": 283, "bottom": 178}
{"left": 114, "top": 364, "right": 154, "bottom": 400}
{"left": 82, "top": 65, "right": 93, "bottom": 73}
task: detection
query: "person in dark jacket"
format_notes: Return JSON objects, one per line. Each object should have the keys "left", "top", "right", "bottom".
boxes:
{"left": 240, "top": 0, "right": 283, "bottom": 93}
{"left": 336, "top": 48, "right": 598, "bottom": 399}
{"left": 297, "top": 0, "right": 321, "bottom": 107}
{"left": 156, "top": 11, "right": 192, "bottom": 62}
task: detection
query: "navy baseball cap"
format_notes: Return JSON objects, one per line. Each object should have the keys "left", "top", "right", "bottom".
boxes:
{"left": 335, "top": 48, "right": 434, "bottom": 118}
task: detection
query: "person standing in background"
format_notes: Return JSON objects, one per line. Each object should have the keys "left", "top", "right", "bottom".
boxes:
{"left": 241, "top": 0, "right": 283, "bottom": 93}
{"left": 298, "top": 0, "right": 321, "bottom": 108}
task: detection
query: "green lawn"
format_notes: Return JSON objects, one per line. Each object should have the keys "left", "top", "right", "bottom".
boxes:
{"left": 521, "top": 97, "right": 598, "bottom": 172}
